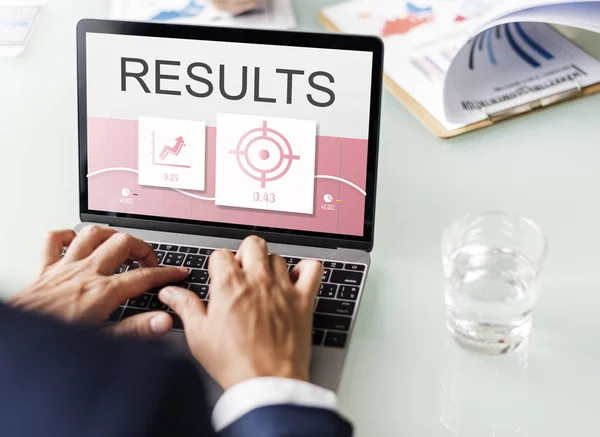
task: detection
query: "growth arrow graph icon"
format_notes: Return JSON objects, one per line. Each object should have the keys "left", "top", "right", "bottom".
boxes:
{"left": 159, "top": 136, "right": 186, "bottom": 161}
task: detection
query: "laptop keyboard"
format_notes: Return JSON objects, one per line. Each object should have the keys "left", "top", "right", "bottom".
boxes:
{"left": 106, "top": 242, "right": 366, "bottom": 349}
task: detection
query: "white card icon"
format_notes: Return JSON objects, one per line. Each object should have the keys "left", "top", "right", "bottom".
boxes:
{"left": 138, "top": 116, "right": 206, "bottom": 191}
{"left": 215, "top": 113, "right": 317, "bottom": 214}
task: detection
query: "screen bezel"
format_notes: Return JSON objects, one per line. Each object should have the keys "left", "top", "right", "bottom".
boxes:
{"left": 77, "top": 19, "right": 383, "bottom": 251}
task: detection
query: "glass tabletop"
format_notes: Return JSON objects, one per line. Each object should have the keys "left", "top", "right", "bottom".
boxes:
{"left": 0, "top": 1, "right": 599, "bottom": 435}
{"left": 292, "top": 1, "right": 600, "bottom": 435}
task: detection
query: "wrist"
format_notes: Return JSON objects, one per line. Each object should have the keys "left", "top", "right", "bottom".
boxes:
{"left": 219, "top": 364, "right": 310, "bottom": 390}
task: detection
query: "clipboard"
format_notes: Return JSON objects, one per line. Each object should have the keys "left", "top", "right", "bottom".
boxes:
{"left": 318, "top": 12, "right": 600, "bottom": 139}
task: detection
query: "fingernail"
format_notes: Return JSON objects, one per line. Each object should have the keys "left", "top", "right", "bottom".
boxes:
{"left": 150, "top": 313, "right": 171, "bottom": 334}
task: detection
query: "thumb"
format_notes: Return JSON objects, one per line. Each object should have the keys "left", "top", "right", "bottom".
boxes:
{"left": 159, "top": 286, "right": 207, "bottom": 330}
{"left": 107, "top": 311, "right": 173, "bottom": 339}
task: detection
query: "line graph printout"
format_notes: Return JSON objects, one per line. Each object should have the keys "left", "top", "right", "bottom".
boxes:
{"left": 109, "top": 0, "right": 297, "bottom": 30}
{"left": 323, "top": 0, "right": 600, "bottom": 131}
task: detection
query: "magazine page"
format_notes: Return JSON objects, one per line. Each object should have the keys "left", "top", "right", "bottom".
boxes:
{"left": 443, "top": 22, "right": 600, "bottom": 125}
{"left": 109, "top": 0, "right": 297, "bottom": 30}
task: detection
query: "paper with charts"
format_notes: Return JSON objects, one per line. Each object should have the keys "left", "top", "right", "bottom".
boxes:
{"left": 322, "top": 0, "right": 600, "bottom": 131}
{"left": 110, "top": 0, "right": 297, "bottom": 30}
{"left": 215, "top": 114, "right": 317, "bottom": 215}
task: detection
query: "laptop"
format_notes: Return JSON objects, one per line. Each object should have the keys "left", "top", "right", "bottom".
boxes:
{"left": 75, "top": 19, "right": 383, "bottom": 402}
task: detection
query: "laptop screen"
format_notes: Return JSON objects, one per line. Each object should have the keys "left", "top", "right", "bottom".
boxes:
{"left": 83, "top": 30, "right": 377, "bottom": 239}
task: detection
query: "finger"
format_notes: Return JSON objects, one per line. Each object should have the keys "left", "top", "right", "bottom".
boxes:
{"left": 159, "top": 286, "right": 206, "bottom": 330}
{"left": 63, "top": 225, "right": 117, "bottom": 262}
{"left": 270, "top": 254, "right": 292, "bottom": 287}
{"left": 106, "top": 311, "right": 173, "bottom": 339}
{"left": 292, "top": 260, "right": 323, "bottom": 301}
{"left": 208, "top": 249, "right": 240, "bottom": 286}
{"left": 109, "top": 266, "right": 189, "bottom": 305}
{"left": 213, "top": 0, "right": 256, "bottom": 14}
{"left": 236, "top": 235, "right": 270, "bottom": 277}
{"left": 39, "top": 229, "right": 77, "bottom": 270}
{"left": 92, "top": 232, "right": 158, "bottom": 275}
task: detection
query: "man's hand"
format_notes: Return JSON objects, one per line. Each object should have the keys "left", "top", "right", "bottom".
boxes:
{"left": 159, "top": 236, "right": 322, "bottom": 390}
{"left": 212, "top": 0, "right": 258, "bottom": 15}
{"left": 9, "top": 226, "right": 189, "bottom": 338}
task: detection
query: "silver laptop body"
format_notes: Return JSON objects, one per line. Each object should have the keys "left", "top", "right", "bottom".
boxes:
{"left": 76, "top": 19, "right": 383, "bottom": 403}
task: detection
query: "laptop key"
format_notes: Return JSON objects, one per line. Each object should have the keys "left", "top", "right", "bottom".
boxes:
{"left": 154, "top": 251, "right": 165, "bottom": 264}
{"left": 316, "top": 298, "right": 355, "bottom": 316}
{"left": 172, "top": 282, "right": 190, "bottom": 290}
{"left": 323, "top": 261, "right": 344, "bottom": 269}
{"left": 121, "top": 308, "right": 151, "bottom": 320}
{"left": 284, "top": 257, "right": 301, "bottom": 265}
{"left": 324, "top": 331, "right": 348, "bottom": 348}
{"left": 179, "top": 246, "right": 199, "bottom": 254}
{"left": 322, "top": 269, "right": 332, "bottom": 282}
{"left": 148, "top": 295, "right": 169, "bottom": 311}
{"left": 128, "top": 262, "right": 141, "bottom": 270}
{"left": 312, "top": 329, "right": 325, "bottom": 346}
{"left": 148, "top": 243, "right": 159, "bottom": 250}
{"left": 163, "top": 253, "right": 185, "bottom": 266}
{"left": 319, "top": 284, "right": 337, "bottom": 298}
{"left": 344, "top": 263, "right": 366, "bottom": 272}
{"left": 313, "top": 314, "right": 351, "bottom": 331}
{"left": 321, "top": 284, "right": 337, "bottom": 298}
{"left": 159, "top": 244, "right": 179, "bottom": 252}
{"left": 184, "top": 255, "right": 206, "bottom": 269}
{"left": 337, "top": 286, "right": 359, "bottom": 301}
{"left": 115, "top": 265, "right": 128, "bottom": 274}
{"left": 189, "top": 284, "right": 209, "bottom": 299}
{"left": 330, "top": 269, "right": 363, "bottom": 285}
{"left": 188, "top": 269, "right": 209, "bottom": 284}
{"left": 127, "top": 293, "right": 152, "bottom": 309}
{"left": 109, "top": 307, "right": 124, "bottom": 322}
{"left": 199, "top": 248, "right": 215, "bottom": 256}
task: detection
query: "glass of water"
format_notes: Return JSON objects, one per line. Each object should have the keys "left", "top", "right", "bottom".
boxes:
{"left": 441, "top": 212, "right": 547, "bottom": 354}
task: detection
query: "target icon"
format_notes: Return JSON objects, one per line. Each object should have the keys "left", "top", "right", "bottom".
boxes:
{"left": 229, "top": 120, "right": 300, "bottom": 189}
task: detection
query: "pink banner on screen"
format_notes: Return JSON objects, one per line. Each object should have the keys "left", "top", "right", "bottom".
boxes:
{"left": 87, "top": 117, "right": 367, "bottom": 236}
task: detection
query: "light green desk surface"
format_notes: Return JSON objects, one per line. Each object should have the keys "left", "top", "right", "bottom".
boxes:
{"left": 1, "top": 1, "right": 600, "bottom": 435}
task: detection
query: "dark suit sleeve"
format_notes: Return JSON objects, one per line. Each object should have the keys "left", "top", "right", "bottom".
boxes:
{"left": 221, "top": 405, "right": 353, "bottom": 437}
{"left": 0, "top": 303, "right": 353, "bottom": 437}
{"left": 0, "top": 303, "right": 213, "bottom": 437}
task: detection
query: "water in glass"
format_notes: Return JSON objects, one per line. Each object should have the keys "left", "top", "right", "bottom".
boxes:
{"left": 442, "top": 213, "right": 545, "bottom": 354}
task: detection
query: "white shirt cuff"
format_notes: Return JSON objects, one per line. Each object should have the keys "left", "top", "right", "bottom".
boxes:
{"left": 212, "top": 377, "right": 338, "bottom": 431}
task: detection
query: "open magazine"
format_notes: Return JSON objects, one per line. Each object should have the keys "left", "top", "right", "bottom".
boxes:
{"left": 110, "top": 0, "right": 296, "bottom": 30}
{"left": 321, "top": 0, "right": 600, "bottom": 136}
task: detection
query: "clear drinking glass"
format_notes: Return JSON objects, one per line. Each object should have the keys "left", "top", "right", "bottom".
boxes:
{"left": 441, "top": 212, "right": 547, "bottom": 354}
